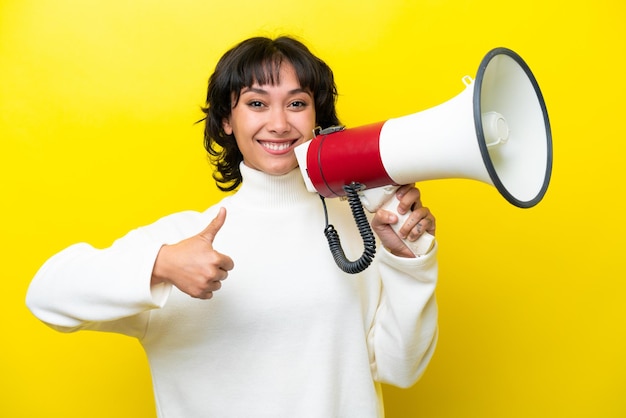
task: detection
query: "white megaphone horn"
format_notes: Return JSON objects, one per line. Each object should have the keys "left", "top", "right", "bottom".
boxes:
{"left": 295, "top": 47, "right": 553, "bottom": 274}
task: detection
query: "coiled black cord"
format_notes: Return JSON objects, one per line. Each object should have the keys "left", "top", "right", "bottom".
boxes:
{"left": 320, "top": 182, "right": 377, "bottom": 274}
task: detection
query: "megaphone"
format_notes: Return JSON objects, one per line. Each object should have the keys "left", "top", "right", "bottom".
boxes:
{"left": 295, "top": 47, "right": 552, "bottom": 274}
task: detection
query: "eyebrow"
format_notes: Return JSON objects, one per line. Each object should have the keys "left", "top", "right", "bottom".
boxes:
{"left": 240, "top": 87, "right": 312, "bottom": 96}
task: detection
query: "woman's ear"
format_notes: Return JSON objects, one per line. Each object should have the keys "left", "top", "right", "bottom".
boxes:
{"left": 222, "top": 118, "right": 233, "bottom": 135}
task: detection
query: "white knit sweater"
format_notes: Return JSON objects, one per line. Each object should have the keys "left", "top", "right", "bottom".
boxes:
{"left": 26, "top": 164, "right": 439, "bottom": 418}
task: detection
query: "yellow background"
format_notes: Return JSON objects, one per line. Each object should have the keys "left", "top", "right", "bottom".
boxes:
{"left": 2, "top": 0, "right": 625, "bottom": 417}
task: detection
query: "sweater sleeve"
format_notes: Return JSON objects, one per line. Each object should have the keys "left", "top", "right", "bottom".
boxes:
{"left": 367, "top": 242, "right": 439, "bottom": 388}
{"left": 24, "top": 217, "right": 190, "bottom": 338}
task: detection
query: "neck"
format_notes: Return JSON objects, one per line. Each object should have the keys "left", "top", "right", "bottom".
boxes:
{"left": 233, "top": 164, "right": 316, "bottom": 209}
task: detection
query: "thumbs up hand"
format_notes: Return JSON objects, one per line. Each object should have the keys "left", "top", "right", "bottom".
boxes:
{"left": 151, "top": 207, "right": 234, "bottom": 299}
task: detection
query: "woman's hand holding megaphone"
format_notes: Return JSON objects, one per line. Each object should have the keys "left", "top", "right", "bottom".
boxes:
{"left": 370, "top": 184, "right": 436, "bottom": 258}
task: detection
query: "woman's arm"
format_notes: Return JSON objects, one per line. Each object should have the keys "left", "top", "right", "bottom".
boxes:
{"left": 367, "top": 246, "right": 439, "bottom": 388}
{"left": 25, "top": 210, "right": 213, "bottom": 336}
{"left": 367, "top": 184, "right": 439, "bottom": 387}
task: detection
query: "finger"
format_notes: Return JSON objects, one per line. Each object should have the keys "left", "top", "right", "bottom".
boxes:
{"left": 422, "top": 216, "right": 436, "bottom": 235}
{"left": 399, "top": 215, "right": 422, "bottom": 240}
{"left": 222, "top": 257, "right": 235, "bottom": 273}
{"left": 191, "top": 276, "right": 225, "bottom": 300}
{"left": 398, "top": 207, "right": 431, "bottom": 238}
{"left": 207, "top": 279, "right": 223, "bottom": 291}
{"left": 369, "top": 208, "right": 397, "bottom": 230}
{"left": 212, "top": 261, "right": 232, "bottom": 279}
{"left": 396, "top": 185, "right": 421, "bottom": 215}
{"left": 198, "top": 207, "right": 227, "bottom": 243}
{"left": 203, "top": 276, "right": 226, "bottom": 299}
{"left": 214, "top": 251, "right": 235, "bottom": 273}
{"left": 199, "top": 291, "right": 213, "bottom": 300}
{"left": 408, "top": 213, "right": 436, "bottom": 241}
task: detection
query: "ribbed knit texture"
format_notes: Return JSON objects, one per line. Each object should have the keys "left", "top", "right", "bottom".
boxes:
{"left": 27, "top": 164, "right": 439, "bottom": 418}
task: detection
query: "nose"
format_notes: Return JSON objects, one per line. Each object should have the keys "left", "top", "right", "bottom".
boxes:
{"left": 267, "top": 108, "right": 290, "bottom": 135}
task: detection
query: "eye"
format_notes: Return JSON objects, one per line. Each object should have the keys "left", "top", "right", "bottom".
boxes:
{"left": 247, "top": 100, "right": 265, "bottom": 108}
{"left": 288, "top": 100, "right": 309, "bottom": 110}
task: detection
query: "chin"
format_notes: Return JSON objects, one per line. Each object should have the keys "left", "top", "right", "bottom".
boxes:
{"left": 262, "top": 160, "right": 299, "bottom": 176}
{"left": 268, "top": 166, "right": 298, "bottom": 176}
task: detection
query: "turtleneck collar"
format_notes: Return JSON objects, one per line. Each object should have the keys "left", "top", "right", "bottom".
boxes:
{"left": 230, "top": 163, "right": 318, "bottom": 209}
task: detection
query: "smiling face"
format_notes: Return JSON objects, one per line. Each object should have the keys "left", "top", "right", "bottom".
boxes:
{"left": 222, "top": 62, "right": 316, "bottom": 177}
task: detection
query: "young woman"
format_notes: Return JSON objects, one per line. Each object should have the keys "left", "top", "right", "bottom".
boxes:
{"left": 27, "top": 36, "right": 438, "bottom": 418}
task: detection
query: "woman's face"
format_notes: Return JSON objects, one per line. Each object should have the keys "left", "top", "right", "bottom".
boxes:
{"left": 222, "top": 62, "right": 316, "bottom": 176}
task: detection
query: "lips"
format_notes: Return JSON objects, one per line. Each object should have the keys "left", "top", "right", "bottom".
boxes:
{"left": 258, "top": 140, "right": 297, "bottom": 153}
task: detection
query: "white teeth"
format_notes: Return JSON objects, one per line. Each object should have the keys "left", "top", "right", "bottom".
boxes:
{"left": 260, "top": 141, "right": 292, "bottom": 151}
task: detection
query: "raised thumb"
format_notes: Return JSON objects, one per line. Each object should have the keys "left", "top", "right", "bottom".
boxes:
{"left": 198, "top": 207, "right": 227, "bottom": 244}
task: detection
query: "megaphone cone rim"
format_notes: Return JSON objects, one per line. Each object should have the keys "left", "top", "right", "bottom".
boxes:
{"left": 474, "top": 47, "right": 553, "bottom": 208}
